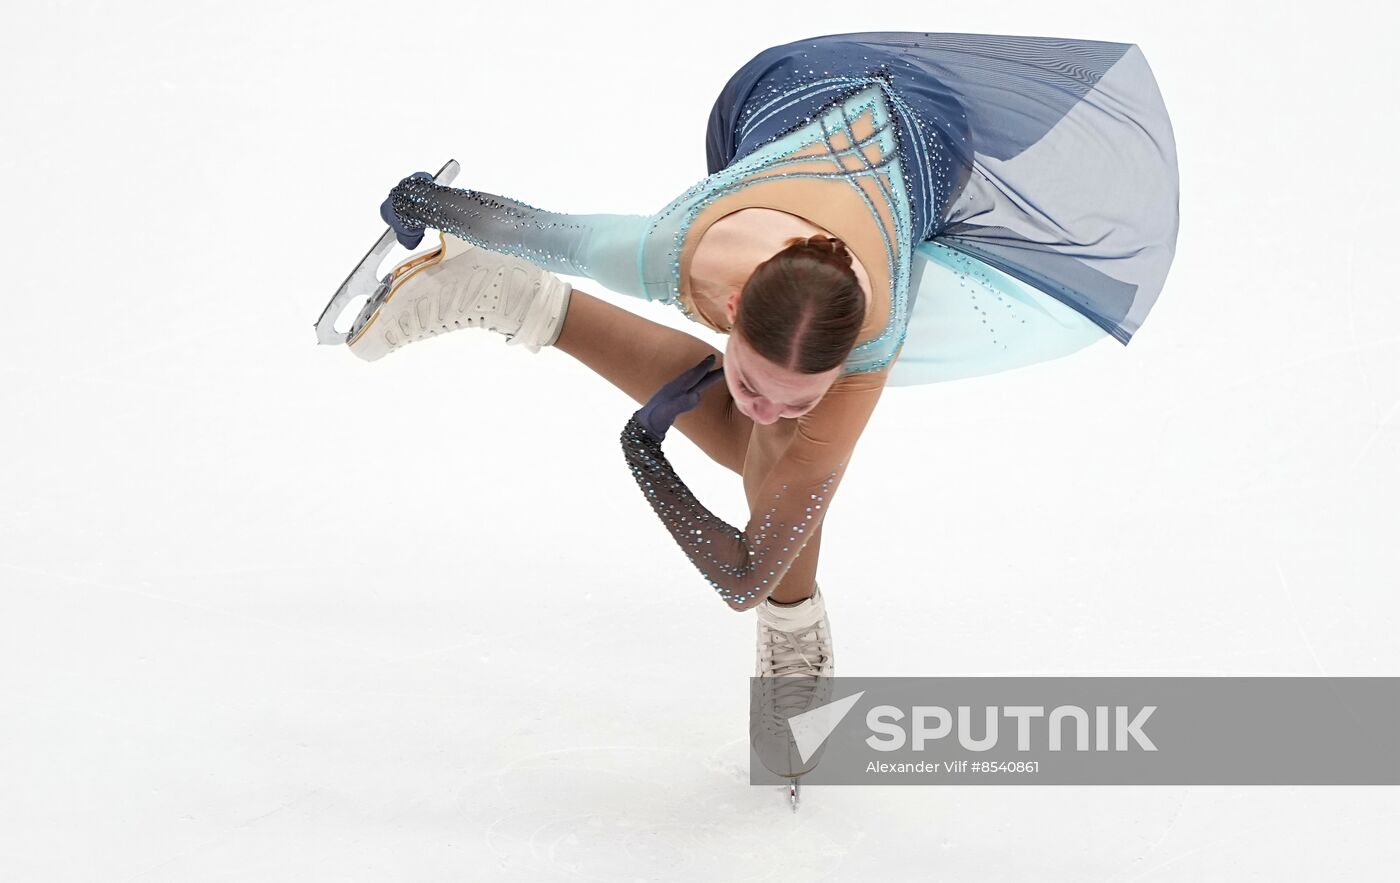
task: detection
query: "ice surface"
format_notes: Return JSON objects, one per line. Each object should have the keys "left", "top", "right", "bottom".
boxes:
{"left": 1, "top": 1, "right": 1397, "bottom": 880}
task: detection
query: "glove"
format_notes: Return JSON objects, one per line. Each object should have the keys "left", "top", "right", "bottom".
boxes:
{"left": 379, "top": 171, "right": 433, "bottom": 249}
{"left": 633, "top": 355, "right": 726, "bottom": 442}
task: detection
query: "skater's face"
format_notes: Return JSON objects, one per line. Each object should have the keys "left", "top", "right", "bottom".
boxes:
{"left": 722, "top": 330, "right": 840, "bottom": 425}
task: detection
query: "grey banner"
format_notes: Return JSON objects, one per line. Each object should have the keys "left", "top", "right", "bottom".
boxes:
{"left": 747, "top": 678, "right": 1400, "bottom": 785}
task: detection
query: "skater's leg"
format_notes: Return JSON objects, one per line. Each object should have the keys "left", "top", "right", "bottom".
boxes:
{"left": 553, "top": 288, "right": 753, "bottom": 475}
{"left": 742, "top": 420, "right": 822, "bottom": 604}
{"left": 768, "top": 523, "right": 822, "bottom": 605}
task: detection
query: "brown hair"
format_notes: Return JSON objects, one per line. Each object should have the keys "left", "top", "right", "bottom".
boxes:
{"left": 733, "top": 234, "right": 865, "bottom": 374}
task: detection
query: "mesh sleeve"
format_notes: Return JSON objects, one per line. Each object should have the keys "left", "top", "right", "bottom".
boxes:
{"left": 620, "top": 369, "right": 888, "bottom": 610}
{"left": 388, "top": 177, "right": 651, "bottom": 300}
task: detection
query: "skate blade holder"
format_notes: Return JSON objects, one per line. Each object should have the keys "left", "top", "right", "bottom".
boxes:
{"left": 313, "top": 158, "right": 460, "bottom": 346}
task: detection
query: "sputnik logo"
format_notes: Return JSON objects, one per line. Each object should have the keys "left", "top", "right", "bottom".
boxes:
{"left": 787, "top": 690, "right": 866, "bottom": 763}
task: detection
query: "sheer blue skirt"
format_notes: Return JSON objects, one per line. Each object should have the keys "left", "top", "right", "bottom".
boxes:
{"left": 705, "top": 32, "right": 1179, "bottom": 385}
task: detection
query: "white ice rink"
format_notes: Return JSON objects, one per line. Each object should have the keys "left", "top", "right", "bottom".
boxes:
{"left": 2, "top": 1, "right": 1397, "bottom": 880}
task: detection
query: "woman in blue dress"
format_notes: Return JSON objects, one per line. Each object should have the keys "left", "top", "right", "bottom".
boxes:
{"left": 336, "top": 32, "right": 1178, "bottom": 719}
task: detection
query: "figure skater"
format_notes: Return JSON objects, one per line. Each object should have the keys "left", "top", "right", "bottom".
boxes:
{"left": 326, "top": 31, "right": 1178, "bottom": 791}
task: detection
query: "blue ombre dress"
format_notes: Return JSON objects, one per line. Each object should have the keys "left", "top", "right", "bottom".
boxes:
{"left": 386, "top": 32, "right": 1180, "bottom": 604}
{"left": 389, "top": 31, "right": 1179, "bottom": 386}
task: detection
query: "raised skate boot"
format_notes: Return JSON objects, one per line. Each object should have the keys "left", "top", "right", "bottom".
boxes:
{"left": 345, "top": 231, "right": 572, "bottom": 362}
{"left": 750, "top": 583, "right": 836, "bottom": 811}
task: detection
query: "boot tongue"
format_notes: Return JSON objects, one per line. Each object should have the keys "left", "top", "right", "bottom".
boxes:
{"left": 757, "top": 589, "right": 824, "bottom": 632}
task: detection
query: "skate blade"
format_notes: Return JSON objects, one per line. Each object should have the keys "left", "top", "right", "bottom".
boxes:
{"left": 313, "top": 158, "right": 460, "bottom": 346}
{"left": 343, "top": 238, "right": 450, "bottom": 346}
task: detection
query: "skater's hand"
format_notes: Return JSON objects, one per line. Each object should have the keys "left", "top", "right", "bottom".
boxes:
{"left": 380, "top": 171, "right": 433, "bottom": 249}
{"left": 633, "top": 355, "right": 725, "bottom": 442}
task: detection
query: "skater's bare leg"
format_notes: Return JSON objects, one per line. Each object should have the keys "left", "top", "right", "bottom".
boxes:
{"left": 554, "top": 288, "right": 753, "bottom": 475}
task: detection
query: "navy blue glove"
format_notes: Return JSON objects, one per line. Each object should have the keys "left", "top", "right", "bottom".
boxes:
{"left": 379, "top": 171, "right": 433, "bottom": 249}
{"left": 634, "top": 355, "right": 726, "bottom": 442}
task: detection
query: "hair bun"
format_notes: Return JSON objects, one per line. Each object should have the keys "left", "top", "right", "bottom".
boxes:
{"left": 784, "top": 233, "right": 854, "bottom": 269}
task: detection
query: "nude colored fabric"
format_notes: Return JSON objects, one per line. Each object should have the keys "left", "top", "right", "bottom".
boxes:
{"left": 677, "top": 101, "right": 897, "bottom": 351}
{"left": 621, "top": 363, "right": 887, "bottom": 609}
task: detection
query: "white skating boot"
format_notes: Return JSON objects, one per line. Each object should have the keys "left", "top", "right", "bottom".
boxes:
{"left": 346, "top": 231, "right": 572, "bottom": 362}
{"left": 750, "top": 583, "right": 836, "bottom": 811}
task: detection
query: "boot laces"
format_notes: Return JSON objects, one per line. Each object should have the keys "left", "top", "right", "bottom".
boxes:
{"left": 762, "top": 622, "right": 829, "bottom": 678}
{"left": 756, "top": 619, "right": 832, "bottom": 733}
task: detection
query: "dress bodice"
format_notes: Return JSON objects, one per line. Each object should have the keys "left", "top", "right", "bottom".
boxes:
{"left": 645, "top": 81, "right": 916, "bottom": 375}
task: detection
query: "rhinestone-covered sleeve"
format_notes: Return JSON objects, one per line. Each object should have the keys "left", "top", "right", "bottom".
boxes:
{"left": 387, "top": 177, "right": 652, "bottom": 300}
{"left": 620, "top": 370, "right": 888, "bottom": 610}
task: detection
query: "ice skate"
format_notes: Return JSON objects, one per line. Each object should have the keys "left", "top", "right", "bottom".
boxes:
{"left": 313, "top": 158, "right": 572, "bottom": 361}
{"left": 750, "top": 583, "right": 836, "bottom": 812}
{"left": 342, "top": 231, "right": 571, "bottom": 361}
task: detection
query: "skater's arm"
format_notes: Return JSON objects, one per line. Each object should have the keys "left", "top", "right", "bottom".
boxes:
{"left": 386, "top": 176, "right": 651, "bottom": 300}
{"left": 621, "top": 368, "right": 888, "bottom": 611}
